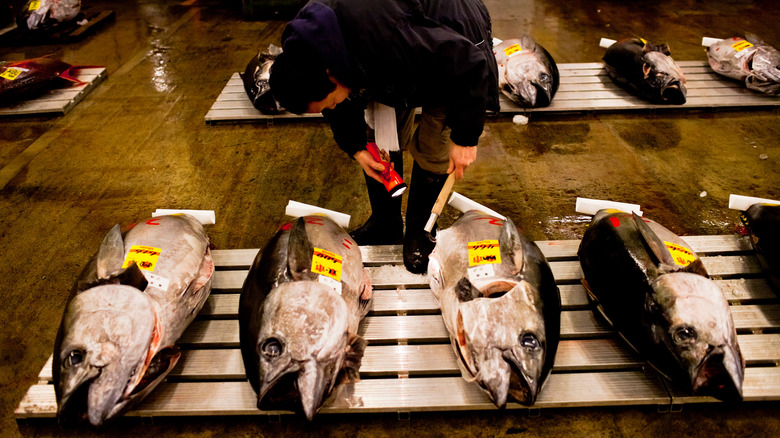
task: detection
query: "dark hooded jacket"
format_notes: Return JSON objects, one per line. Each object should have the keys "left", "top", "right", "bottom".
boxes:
{"left": 281, "top": 0, "right": 499, "bottom": 157}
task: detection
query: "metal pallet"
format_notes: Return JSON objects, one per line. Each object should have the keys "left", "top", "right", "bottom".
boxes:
{"left": 0, "top": 67, "right": 107, "bottom": 117}
{"left": 204, "top": 61, "right": 779, "bottom": 123}
{"left": 15, "top": 235, "right": 780, "bottom": 419}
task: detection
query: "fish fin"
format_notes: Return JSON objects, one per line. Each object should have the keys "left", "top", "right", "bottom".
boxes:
{"left": 499, "top": 216, "right": 524, "bottom": 274}
{"left": 112, "top": 262, "right": 149, "bottom": 291}
{"left": 339, "top": 333, "right": 367, "bottom": 384}
{"left": 455, "top": 277, "right": 482, "bottom": 303}
{"left": 357, "top": 271, "right": 373, "bottom": 316}
{"left": 520, "top": 34, "right": 537, "bottom": 51}
{"left": 96, "top": 224, "right": 125, "bottom": 279}
{"left": 287, "top": 217, "right": 316, "bottom": 281}
{"left": 744, "top": 33, "right": 764, "bottom": 45}
{"left": 631, "top": 212, "right": 680, "bottom": 272}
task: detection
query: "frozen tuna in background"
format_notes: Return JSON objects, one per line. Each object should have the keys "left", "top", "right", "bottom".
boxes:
{"left": 494, "top": 35, "right": 560, "bottom": 108}
{"left": 0, "top": 57, "right": 85, "bottom": 105}
{"left": 740, "top": 203, "right": 780, "bottom": 292}
{"left": 241, "top": 44, "right": 284, "bottom": 114}
{"left": 707, "top": 34, "right": 780, "bottom": 95}
{"left": 17, "top": 0, "right": 81, "bottom": 32}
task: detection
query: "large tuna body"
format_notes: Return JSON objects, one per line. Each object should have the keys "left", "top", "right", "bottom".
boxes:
{"left": 17, "top": 0, "right": 81, "bottom": 32}
{"left": 428, "top": 210, "right": 561, "bottom": 406}
{"left": 740, "top": 203, "right": 780, "bottom": 292}
{"left": 494, "top": 35, "right": 559, "bottom": 107}
{"left": 239, "top": 216, "right": 372, "bottom": 420}
{"left": 54, "top": 214, "right": 214, "bottom": 426}
{"left": 603, "top": 38, "right": 687, "bottom": 104}
{"left": 707, "top": 34, "right": 780, "bottom": 95}
{"left": 578, "top": 209, "right": 744, "bottom": 400}
{"left": 241, "top": 44, "right": 284, "bottom": 114}
{"left": 0, "top": 57, "right": 83, "bottom": 105}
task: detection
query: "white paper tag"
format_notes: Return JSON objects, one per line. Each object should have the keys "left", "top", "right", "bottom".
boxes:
{"left": 319, "top": 275, "right": 342, "bottom": 295}
{"left": 468, "top": 264, "right": 495, "bottom": 283}
{"left": 144, "top": 272, "right": 170, "bottom": 291}
{"left": 373, "top": 102, "right": 399, "bottom": 152}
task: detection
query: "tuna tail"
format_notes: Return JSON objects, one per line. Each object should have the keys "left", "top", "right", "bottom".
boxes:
{"left": 287, "top": 217, "right": 316, "bottom": 281}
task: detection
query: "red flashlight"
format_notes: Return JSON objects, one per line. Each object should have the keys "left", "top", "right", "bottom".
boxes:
{"left": 366, "top": 142, "right": 406, "bottom": 197}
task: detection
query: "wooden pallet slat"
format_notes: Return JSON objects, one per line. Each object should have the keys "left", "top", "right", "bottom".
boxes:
{"left": 0, "top": 67, "right": 107, "bottom": 117}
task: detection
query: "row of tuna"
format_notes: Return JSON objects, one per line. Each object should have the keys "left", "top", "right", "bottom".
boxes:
{"left": 53, "top": 201, "right": 779, "bottom": 425}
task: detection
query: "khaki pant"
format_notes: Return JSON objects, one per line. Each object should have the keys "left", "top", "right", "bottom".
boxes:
{"left": 393, "top": 106, "right": 453, "bottom": 175}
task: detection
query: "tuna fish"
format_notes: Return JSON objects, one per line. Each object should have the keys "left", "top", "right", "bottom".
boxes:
{"left": 707, "top": 34, "right": 780, "bottom": 95}
{"left": 494, "top": 36, "right": 559, "bottom": 107}
{"left": 53, "top": 214, "right": 214, "bottom": 426}
{"left": 0, "top": 57, "right": 85, "bottom": 105}
{"left": 603, "top": 38, "right": 687, "bottom": 104}
{"left": 239, "top": 216, "right": 372, "bottom": 420}
{"left": 740, "top": 203, "right": 780, "bottom": 292}
{"left": 17, "top": 0, "right": 81, "bottom": 32}
{"left": 427, "top": 210, "right": 561, "bottom": 406}
{"left": 578, "top": 209, "right": 744, "bottom": 400}
{"left": 241, "top": 44, "right": 284, "bottom": 114}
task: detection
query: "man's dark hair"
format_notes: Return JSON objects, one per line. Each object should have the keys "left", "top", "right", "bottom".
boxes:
{"left": 269, "top": 43, "right": 336, "bottom": 114}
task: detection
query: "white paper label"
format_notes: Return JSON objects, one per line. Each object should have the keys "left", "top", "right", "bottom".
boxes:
{"left": 468, "top": 264, "right": 495, "bottom": 283}
{"left": 319, "top": 275, "right": 342, "bottom": 295}
{"left": 144, "top": 272, "right": 170, "bottom": 291}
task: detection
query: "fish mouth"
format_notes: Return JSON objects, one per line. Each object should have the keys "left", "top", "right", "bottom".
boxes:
{"left": 660, "top": 81, "right": 686, "bottom": 104}
{"left": 504, "top": 349, "right": 539, "bottom": 406}
{"left": 692, "top": 346, "right": 744, "bottom": 401}
{"left": 258, "top": 360, "right": 336, "bottom": 420}
{"left": 57, "top": 370, "right": 98, "bottom": 427}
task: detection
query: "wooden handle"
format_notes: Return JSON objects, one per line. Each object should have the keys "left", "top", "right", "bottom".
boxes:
{"left": 424, "top": 173, "right": 456, "bottom": 233}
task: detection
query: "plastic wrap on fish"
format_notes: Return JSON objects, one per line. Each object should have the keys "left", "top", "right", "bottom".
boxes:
{"left": 603, "top": 37, "right": 687, "bottom": 104}
{"left": 0, "top": 57, "right": 84, "bottom": 105}
{"left": 17, "top": 0, "right": 81, "bottom": 33}
{"left": 428, "top": 210, "right": 561, "bottom": 406}
{"left": 494, "top": 36, "right": 559, "bottom": 107}
{"left": 239, "top": 216, "right": 372, "bottom": 420}
{"left": 578, "top": 209, "right": 744, "bottom": 400}
{"left": 707, "top": 34, "right": 780, "bottom": 95}
{"left": 53, "top": 215, "right": 214, "bottom": 426}
{"left": 241, "top": 44, "right": 284, "bottom": 114}
{"left": 740, "top": 203, "right": 780, "bottom": 292}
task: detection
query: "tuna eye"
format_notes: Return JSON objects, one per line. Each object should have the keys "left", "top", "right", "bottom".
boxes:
{"left": 261, "top": 338, "right": 283, "bottom": 358}
{"left": 519, "top": 333, "right": 540, "bottom": 350}
{"left": 66, "top": 350, "right": 84, "bottom": 368}
{"left": 673, "top": 327, "right": 697, "bottom": 344}
{"left": 539, "top": 73, "right": 551, "bottom": 82}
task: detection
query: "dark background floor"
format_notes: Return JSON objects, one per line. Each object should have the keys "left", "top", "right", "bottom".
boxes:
{"left": 1, "top": 0, "right": 779, "bottom": 436}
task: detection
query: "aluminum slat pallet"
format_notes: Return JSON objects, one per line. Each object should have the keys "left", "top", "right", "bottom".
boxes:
{"left": 15, "top": 234, "right": 780, "bottom": 420}
{"left": 204, "top": 61, "right": 779, "bottom": 123}
{"left": 0, "top": 67, "right": 107, "bottom": 117}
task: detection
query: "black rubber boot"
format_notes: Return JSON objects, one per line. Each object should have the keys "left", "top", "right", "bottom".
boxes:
{"left": 403, "top": 161, "right": 449, "bottom": 274}
{"left": 350, "top": 151, "right": 404, "bottom": 245}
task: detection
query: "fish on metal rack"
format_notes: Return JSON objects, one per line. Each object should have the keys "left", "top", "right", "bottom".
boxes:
{"left": 494, "top": 36, "right": 559, "bottom": 107}
{"left": 239, "top": 215, "right": 372, "bottom": 420}
{"left": 0, "top": 57, "right": 86, "bottom": 105}
{"left": 707, "top": 34, "right": 780, "bottom": 95}
{"left": 241, "top": 44, "right": 284, "bottom": 114}
{"left": 17, "top": 0, "right": 81, "bottom": 32}
{"left": 577, "top": 209, "right": 744, "bottom": 400}
{"left": 53, "top": 214, "right": 214, "bottom": 426}
{"left": 603, "top": 38, "right": 687, "bottom": 104}
{"left": 740, "top": 203, "right": 780, "bottom": 292}
{"left": 427, "top": 210, "right": 561, "bottom": 406}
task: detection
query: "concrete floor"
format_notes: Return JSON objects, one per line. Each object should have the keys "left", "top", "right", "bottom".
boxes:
{"left": 1, "top": 0, "right": 779, "bottom": 436}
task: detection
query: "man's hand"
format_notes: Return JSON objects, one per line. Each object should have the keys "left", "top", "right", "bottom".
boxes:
{"left": 447, "top": 142, "right": 477, "bottom": 180}
{"left": 354, "top": 150, "right": 387, "bottom": 184}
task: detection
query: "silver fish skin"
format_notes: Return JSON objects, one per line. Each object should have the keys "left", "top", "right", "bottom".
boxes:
{"left": 603, "top": 38, "right": 687, "bottom": 104}
{"left": 494, "top": 36, "right": 559, "bottom": 107}
{"left": 53, "top": 214, "right": 214, "bottom": 426}
{"left": 707, "top": 34, "right": 780, "bottom": 95}
{"left": 239, "top": 216, "right": 372, "bottom": 420}
{"left": 20, "top": 0, "right": 81, "bottom": 31}
{"left": 428, "top": 210, "right": 561, "bottom": 407}
{"left": 577, "top": 210, "right": 744, "bottom": 400}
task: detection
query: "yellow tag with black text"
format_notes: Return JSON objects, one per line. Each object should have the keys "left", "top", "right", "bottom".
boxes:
{"left": 731, "top": 40, "right": 753, "bottom": 52}
{"left": 504, "top": 44, "right": 522, "bottom": 57}
{"left": 0, "top": 68, "right": 23, "bottom": 81}
{"left": 29, "top": 0, "right": 41, "bottom": 11}
{"left": 468, "top": 240, "right": 501, "bottom": 266}
{"left": 312, "top": 247, "right": 342, "bottom": 281}
{"left": 664, "top": 241, "right": 696, "bottom": 267}
{"left": 123, "top": 245, "right": 162, "bottom": 271}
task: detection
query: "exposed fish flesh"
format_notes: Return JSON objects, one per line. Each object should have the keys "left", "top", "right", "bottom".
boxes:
{"left": 241, "top": 44, "right": 284, "bottom": 114}
{"left": 494, "top": 36, "right": 559, "bottom": 107}
{"left": 740, "top": 203, "right": 780, "bottom": 292}
{"left": 53, "top": 214, "right": 214, "bottom": 426}
{"left": 578, "top": 209, "right": 744, "bottom": 400}
{"left": 17, "top": 0, "right": 81, "bottom": 32}
{"left": 239, "top": 216, "right": 372, "bottom": 420}
{"left": 428, "top": 210, "right": 561, "bottom": 406}
{"left": 603, "top": 38, "right": 687, "bottom": 104}
{"left": 0, "top": 57, "right": 85, "bottom": 105}
{"left": 707, "top": 34, "right": 780, "bottom": 95}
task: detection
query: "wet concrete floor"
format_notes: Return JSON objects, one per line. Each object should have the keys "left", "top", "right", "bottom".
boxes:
{"left": 1, "top": 0, "right": 779, "bottom": 436}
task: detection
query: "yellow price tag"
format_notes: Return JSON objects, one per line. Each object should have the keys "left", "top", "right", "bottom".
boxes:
{"left": 504, "top": 44, "right": 522, "bottom": 57}
{"left": 29, "top": 0, "right": 41, "bottom": 11}
{"left": 0, "top": 68, "right": 23, "bottom": 81}
{"left": 468, "top": 240, "right": 501, "bottom": 266}
{"left": 664, "top": 241, "right": 696, "bottom": 267}
{"left": 731, "top": 40, "right": 753, "bottom": 52}
{"left": 123, "top": 245, "right": 162, "bottom": 271}
{"left": 312, "top": 247, "right": 342, "bottom": 281}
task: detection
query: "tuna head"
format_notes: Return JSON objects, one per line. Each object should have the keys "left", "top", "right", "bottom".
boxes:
{"left": 500, "top": 36, "right": 558, "bottom": 107}
{"left": 641, "top": 45, "right": 687, "bottom": 104}
{"left": 451, "top": 278, "right": 547, "bottom": 406}
{"left": 255, "top": 281, "right": 359, "bottom": 420}
{"left": 647, "top": 272, "right": 744, "bottom": 400}
{"left": 54, "top": 285, "right": 156, "bottom": 426}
